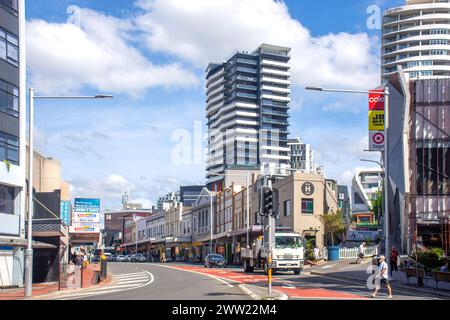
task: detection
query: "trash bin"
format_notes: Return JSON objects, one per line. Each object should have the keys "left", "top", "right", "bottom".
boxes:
{"left": 327, "top": 246, "right": 340, "bottom": 261}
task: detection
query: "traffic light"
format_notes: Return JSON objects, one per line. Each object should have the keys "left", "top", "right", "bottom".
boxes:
{"left": 262, "top": 187, "right": 274, "bottom": 216}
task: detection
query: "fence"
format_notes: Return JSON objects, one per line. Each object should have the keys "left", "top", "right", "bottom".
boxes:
{"left": 321, "top": 246, "right": 377, "bottom": 261}
{"left": 59, "top": 264, "right": 82, "bottom": 290}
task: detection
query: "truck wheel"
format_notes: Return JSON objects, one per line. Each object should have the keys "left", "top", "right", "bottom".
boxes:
{"left": 294, "top": 269, "right": 301, "bottom": 275}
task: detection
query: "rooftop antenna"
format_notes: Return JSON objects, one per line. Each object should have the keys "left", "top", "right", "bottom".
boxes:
{"left": 122, "top": 190, "right": 129, "bottom": 205}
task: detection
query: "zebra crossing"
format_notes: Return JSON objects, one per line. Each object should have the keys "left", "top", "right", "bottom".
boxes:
{"left": 55, "top": 271, "right": 154, "bottom": 300}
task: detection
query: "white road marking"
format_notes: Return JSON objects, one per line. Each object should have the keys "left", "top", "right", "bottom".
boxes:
{"left": 321, "top": 264, "right": 337, "bottom": 269}
{"left": 150, "top": 264, "right": 236, "bottom": 288}
{"left": 55, "top": 271, "right": 154, "bottom": 300}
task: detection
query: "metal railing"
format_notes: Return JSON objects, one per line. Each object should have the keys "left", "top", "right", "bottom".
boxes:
{"left": 321, "top": 246, "right": 377, "bottom": 261}
{"left": 59, "top": 264, "right": 82, "bottom": 290}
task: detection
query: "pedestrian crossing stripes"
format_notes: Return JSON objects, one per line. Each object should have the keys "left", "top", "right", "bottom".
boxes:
{"left": 54, "top": 271, "right": 154, "bottom": 300}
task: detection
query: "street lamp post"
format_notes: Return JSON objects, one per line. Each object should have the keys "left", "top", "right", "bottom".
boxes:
{"left": 24, "top": 88, "right": 113, "bottom": 298}
{"left": 306, "top": 85, "right": 390, "bottom": 256}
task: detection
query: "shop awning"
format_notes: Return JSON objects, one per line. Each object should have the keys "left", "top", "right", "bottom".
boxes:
{"left": 0, "top": 237, "right": 57, "bottom": 249}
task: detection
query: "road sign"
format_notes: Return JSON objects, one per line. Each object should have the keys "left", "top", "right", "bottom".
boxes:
{"left": 369, "top": 131, "right": 385, "bottom": 151}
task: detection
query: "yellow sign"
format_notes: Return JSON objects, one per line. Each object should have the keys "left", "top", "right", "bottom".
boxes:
{"left": 369, "top": 111, "right": 385, "bottom": 131}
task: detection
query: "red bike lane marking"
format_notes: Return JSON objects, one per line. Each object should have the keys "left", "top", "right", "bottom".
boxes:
{"left": 275, "top": 286, "right": 367, "bottom": 300}
{"left": 171, "top": 265, "right": 367, "bottom": 300}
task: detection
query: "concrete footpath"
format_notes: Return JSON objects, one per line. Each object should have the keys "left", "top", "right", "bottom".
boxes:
{"left": 310, "top": 259, "right": 450, "bottom": 299}
{"left": 0, "top": 264, "right": 112, "bottom": 300}
{"left": 238, "top": 283, "right": 288, "bottom": 300}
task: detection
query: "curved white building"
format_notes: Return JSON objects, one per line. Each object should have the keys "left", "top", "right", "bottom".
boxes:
{"left": 351, "top": 169, "right": 383, "bottom": 215}
{"left": 382, "top": 0, "right": 450, "bottom": 81}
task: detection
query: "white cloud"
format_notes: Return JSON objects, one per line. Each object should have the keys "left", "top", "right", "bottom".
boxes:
{"left": 135, "top": 0, "right": 380, "bottom": 90}
{"left": 68, "top": 173, "right": 196, "bottom": 210}
{"left": 27, "top": 8, "right": 199, "bottom": 96}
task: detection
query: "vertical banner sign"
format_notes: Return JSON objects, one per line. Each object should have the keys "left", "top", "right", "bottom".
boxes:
{"left": 60, "top": 201, "right": 71, "bottom": 226}
{"left": 369, "top": 90, "right": 385, "bottom": 151}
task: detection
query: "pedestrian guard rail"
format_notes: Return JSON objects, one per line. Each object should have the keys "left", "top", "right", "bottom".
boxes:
{"left": 321, "top": 246, "right": 377, "bottom": 261}
{"left": 59, "top": 264, "right": 82, "bottom": 290}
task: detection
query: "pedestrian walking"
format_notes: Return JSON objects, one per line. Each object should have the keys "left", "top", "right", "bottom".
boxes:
{"left": 356, "top": 242, "right": 365, "bottom": 264}
{"left": 390, "top": 246, "right": 399, "bottom": 276}
{"left": 370, "top": 255, "right": 393, "bottom": 299}
{"left": 441, "top": 261, "right": 449, "bottom": 273}
{"left": 75, "top": 254, "right": 83, "bottom": 267}
{"left": 313, "top": 247, "right": 320, "bottom": 262}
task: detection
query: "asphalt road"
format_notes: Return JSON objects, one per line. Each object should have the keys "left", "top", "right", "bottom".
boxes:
{"left": 74, "top": 262, "right": 248, "bottom": 300}
{"left": 57, "top": 262, "right": 447, "bottom": 300}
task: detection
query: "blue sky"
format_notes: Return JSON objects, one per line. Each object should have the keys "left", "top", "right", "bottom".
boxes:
{"left": 25, "top": 0, "right": 403, "bottom": 210}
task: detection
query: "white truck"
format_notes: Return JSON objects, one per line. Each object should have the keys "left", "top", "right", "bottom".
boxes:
{"left": 241, "top": 231, "right": 305, "bottom": 275}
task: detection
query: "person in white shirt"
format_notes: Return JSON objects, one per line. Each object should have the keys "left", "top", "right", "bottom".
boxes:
{"left": 313, "top": 247, "right": 320, "bottom": 262}
{"left": 356, "top": 243, "right": 365, "bottom": 264}
{"left": 371, "top": 255, "right": 393, "bottom": 299}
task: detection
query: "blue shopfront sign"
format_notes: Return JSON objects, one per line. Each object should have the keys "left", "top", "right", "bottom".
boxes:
{"left": 74, "top": 198, "right": 100, "bottom": 213}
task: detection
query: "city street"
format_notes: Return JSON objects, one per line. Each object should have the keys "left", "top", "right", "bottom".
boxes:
{"left": 51, "top": 262, "right": 446, "bottom": 300}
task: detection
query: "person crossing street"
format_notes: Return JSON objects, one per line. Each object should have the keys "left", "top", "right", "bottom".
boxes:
{"left": 371, "top": 255, "right": 393, "bottom": 299}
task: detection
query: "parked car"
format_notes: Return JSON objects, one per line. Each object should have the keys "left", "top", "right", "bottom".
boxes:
{"left": 123, "top": 255, "right": 132, "bottom": 262}
{"left": 204, "top": 254, "right": 226, "bottom": 268}
{"left": 132, "top": 254, "right": 147, "bottom": 263}
{"left": 116, "top": 255, "right": 126, "bottom": 262}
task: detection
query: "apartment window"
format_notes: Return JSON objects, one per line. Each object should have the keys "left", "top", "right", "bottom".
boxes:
{"left": 0, "top": 131, "right": 19, "bottom": 165}
{"left": 283, "top": 200, "right": 291, "bottom": 217}
{"left": 431, "top": 29, "right": 448, "bottom": 35}
{"left": 0, "top": 79, "right": 19, "bottom": 117}
{"left": 0, "top": 184, "right": 14, "bottom": 215}
{"left": 430, "top": 39, "right": 448, "bottom": 46}
{"left": 430, "top": 49, "right": 447, "bottom": 56}
{"left": 0, "top": 28, "right": 19, "bottom": 67}
{"left": 301, "top": 199, "right": 314, "bottom": 214}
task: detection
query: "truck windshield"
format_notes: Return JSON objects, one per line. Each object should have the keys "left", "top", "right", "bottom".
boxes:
{"left": 275, "top": 236, "right": 303, "bottom": 249}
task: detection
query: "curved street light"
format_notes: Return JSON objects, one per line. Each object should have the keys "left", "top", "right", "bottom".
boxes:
{"left": 24, "top": 88, "right": 113, "bottom": 298}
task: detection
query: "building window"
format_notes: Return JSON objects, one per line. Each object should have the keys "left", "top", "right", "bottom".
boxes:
{"left": 0, "top": 131, "right": 19, "bottom": 165}
{"left": 283, "top": 200, "right": 291, "bottom": 217}
{"left": 301, "top": 199, "right": 314, "bottom": 214}
{"left": 0, "top": 184, "right": 14, "bottom": 215}
{"left": 0, "top": 79, "right": 19, "bottom": 117}
{"left": 0, "top": 27, "right": 19, "bottom": 67}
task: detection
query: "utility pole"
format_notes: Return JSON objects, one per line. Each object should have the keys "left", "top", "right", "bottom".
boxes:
{"left": 384, "top": 86, "right": 390, "bottom": 256}
{"left": 261, "top": 175, "right": 275, "bottom": 295}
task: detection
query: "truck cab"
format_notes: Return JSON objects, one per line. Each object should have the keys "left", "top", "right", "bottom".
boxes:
{"left": 271, "top": 232, "right": 305, "bottom": 274}
{"left": 241, "top": 231, "right": 305, "bottom": 275}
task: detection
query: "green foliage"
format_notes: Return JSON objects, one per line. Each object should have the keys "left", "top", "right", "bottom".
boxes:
{"left": 2, "top": 159, "right": 11, "bottom": 172}
{"left": 430, "top": 247, "right": 444, "bottom": 257}
{"left": 371, "top": 190, "right": 383, "bottom": 217}
{"left": 416, "top": 251, "right": 442, "bottom": 272}
{"left": 320, "top": 210, "right": 346, "bottom": 247}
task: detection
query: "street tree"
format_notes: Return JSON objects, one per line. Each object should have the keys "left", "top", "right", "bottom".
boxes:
{"left": 320, "top": 210, "right": 346, "bottom": 247}
{"left": 371, "top": 190, "right": 383, "bottom": 222}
